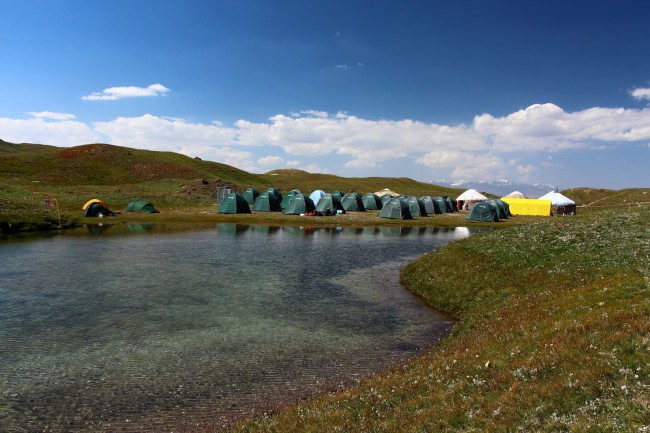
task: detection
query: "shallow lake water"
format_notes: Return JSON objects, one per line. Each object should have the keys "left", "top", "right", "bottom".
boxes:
{"left": 1, "top": 223, "right": 479, "bottom": 432}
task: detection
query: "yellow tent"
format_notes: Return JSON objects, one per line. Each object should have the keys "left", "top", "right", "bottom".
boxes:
{"left": 502, "top": 198, "right": 551, "bottom": 216}
{"left": 82, "top": 198, "right": 104, "bottom": 210}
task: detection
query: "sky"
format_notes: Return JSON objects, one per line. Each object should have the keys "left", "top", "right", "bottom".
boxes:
{"left": 1, "top": 0, "right": 649, "bottom": 189}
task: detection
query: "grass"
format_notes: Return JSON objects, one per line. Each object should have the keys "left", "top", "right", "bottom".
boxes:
{"left": 224, "top": 206, "right": 649, "bottom": 433}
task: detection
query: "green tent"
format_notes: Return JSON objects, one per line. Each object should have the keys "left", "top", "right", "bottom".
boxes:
{"left": 252, "top": 191, "right": 282, "bottom": 212}
{"left": 431, "top": 196, "right": 448, "bottom": 214}
{"left": 84, "top": 202, "right": 117, "bottom": 217}
{"left": 124, "top": 199, "right": 159, "bottom": 213}
{"left": 419, "top": 196, "right": 436, "bottom": 215}
{"left": 331, "top": 191, "right": 344, "bottom": 202}
{"left": 280, "top": 189, "right": 301, "bottom": 210}
{"left": 442, "top": 196, "right": 456, "bottom": 212}
{"left": 406, "top": 196, "right": 428, "bottom": 217}
{"left": 487, "top": 199, "right": 509, "bottom": 219}
{"left": 341, "top": 192, "right": 366, "bottom": 212}
{"left": 218, "top": 193, "right": 251, "bottom": 214}
{"left": 315, "top": 193, "right": 343, "bottom": 215}
{"left": 466, "top": 202, "right": 499, "bottom": 222}
{"left": 362, "top": 193, "right": 383, "bottom": 210}
{"left": 242, "top": 188, "right": 260, "bottom": 205}
{"left": 379, "top": 197, "right": 413, "bottom": 220}
{"left": 380, "top": 194, "right": 394, "bottom": 206}
{"left": 283, "top": 193, "right": 315, "bottom": 215}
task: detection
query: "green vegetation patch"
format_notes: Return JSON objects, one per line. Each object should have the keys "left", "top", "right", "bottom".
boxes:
{"left": 229, "top": 207, "right": 649, "bottom": 432}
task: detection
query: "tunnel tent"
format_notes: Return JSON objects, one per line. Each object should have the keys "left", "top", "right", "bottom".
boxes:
{"left": 83, "top": 201, "right": 118, "bottom": 217}
{"left": 283, "top": 193, "right": 315, "bottom": 215}
{"left": 124, "top": 200, "right": 159, "bottom": 213}
{"left": 280, "top": 189, "right": 301, "bottom": 210}
{"left": 218, "top": 193, "right": 251, "bottom": 214}
{"left": 309, "top": 190, "right": 326, "bottom": 206}
{"left": 315, "top": 193, "right": 343, "bottom": 215}
{"left": 379, "top": 197, "right": 413, "bottom": 220}
{"left": 242, "top": 188, "right": 260, "bottom": 205}
{"left": 406, "top": 196, "right": 427, "bottom": 217}
{"left": 341, "top": 192, "right": 366, "bottom": 212}
{"left": 362, "top": 193, "right": 383, "bottom": 210}
{"left": 252, "top": 191, "right": 282, "bottom": 212}
{"left": 466, "top": 202, "right": 499, "bottom": 222}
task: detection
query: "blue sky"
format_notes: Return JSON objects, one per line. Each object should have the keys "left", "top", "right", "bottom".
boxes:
{"left": 1, "top": 0, "right": 649, "bottom": 189}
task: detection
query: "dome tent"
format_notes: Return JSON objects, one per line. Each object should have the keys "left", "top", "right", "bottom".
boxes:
{"left": 406, "top": 196, "right": 427, "bottom": 217}
{"left": 252, "top": 191, "right": 282, "bottom": 212}
{"left": 283, "top": 193, "right": 315, "bottom": 215}
{"left": 419, "top": 196, "right": 437, "bottom": 214}
{"left": 83, "top": 201, "right": 118, "bottom": 217}
{"left": 431, "top": 196, "right": 448, "bottom": 214}
{"left": 362, "top": 193, "right": 383, "bottom": 210}
{"left": 466, "top": 202, "right": 499, "bottom": 222}
{"left": 341, "top": 192, "right": 366, "bottom": 212}
{"left": 539, "top": 190, "right": 577, "bottom": 215}
{"left": 280, "top": 189, "right": 301, "bottom": 210}
{"left": 218, "top": 193, "right": 251, "bottom": 214}
{"left": 242, "top": 188, "right": 260, "bottom": 205}
{"left": 315, "top": 193, "right": 344, "bottom": 215}
{"left": 124, "top": 200, "right": 159, "bottom": 213}
{"left": 309, "top": 190, "right": 326, "bottom": 206}
{"left": 379, "top": 197, "right": 413, "bottom": 220}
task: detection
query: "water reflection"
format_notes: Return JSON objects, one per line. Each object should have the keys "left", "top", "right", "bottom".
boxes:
{"left": 0, "top": 223, "right": 481, "bottom": 433}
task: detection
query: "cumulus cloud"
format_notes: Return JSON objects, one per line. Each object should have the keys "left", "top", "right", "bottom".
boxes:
{"left": 257, "top": 155, "right": 285, "bottom": 166}
{"left": 28, "top": 111, "right": 76, "bottom": 120}
{"left": 4, "top": 101, "right": 650, "bottom": 181}
{"left": 82, "top": 84, "right": 169, "bottom": 101}
{"left": 630, "top": 87, "right": 650, "bottom": 101}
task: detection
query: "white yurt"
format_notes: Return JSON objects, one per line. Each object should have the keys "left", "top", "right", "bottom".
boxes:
{"left": 538, "top": 190, "right": 577, "bottom": 215}
{"left": 456, "top": 189, "right": 488, "bottom": 211}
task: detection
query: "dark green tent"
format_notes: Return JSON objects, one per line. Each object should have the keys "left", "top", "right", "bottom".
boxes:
{"left": 341, "top": 192, "right": 366, "bottom": 212}
{"left": 466, "top": 202, "right": 499, "bottom": 222}
{"left": 487, "top": 199, "right": 509, "bottom": 219}
{"left": 252, "top": 191, "right": 282, "bottom": 212}
{"left": 124, "top": 200, "right": 159, "bottom": 213}
{"left": 242, "top": 188, "right": 260, "bottom": 205}
{"left": 379, "top": 198, "right": 413, "bottom": 220}
{"left": 280, "top": 189, "right": 300, "bottom": 210}
{"left": 380, "top": 194, "right": 394, "bottom": 206}
{"left": 431, "top": 196, "right": 448, "bottom": 214}
{"left": 84, "top": 202, "right": 117, "bottom": 217}
{"left": 283, "top": 193, "right": 315, "bottom": 215}
{"left": 419, "top": 196, "right": 436, "bottom": 215}
{"left": 315, "top": 193, "right": 343, "bottom": 215}
{"left": 362, "top": 193, "right": 383, "bottom": 210}
{"left": 218, "top": 193, "right": 251, "bottom": 214}
{"left": 442, "top": 196, "right": 456, "bottom": 212}
{"left": 406, "top": 196, "right": 428, "bottom": 217}
{"left": 331, "top": 191, "right": 344, "bottom": 202}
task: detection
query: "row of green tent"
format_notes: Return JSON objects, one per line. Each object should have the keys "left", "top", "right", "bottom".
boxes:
{"left": 466, "top": 199, "right": 512, "bottom": 222}
{"left": 218, "top": 188, "right": 458, "bottom": 220}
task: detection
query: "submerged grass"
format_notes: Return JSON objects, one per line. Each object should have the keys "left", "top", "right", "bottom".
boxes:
{"left": 226, "top": 206, "right": 649, "bottom": 433}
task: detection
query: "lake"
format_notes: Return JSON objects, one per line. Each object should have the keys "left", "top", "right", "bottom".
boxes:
{"left": 0, "top": 223, "right": 479, "bottom": 432}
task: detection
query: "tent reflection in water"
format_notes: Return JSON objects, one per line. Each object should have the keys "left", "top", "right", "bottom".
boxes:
{"left": 124, "top": 200, "right": 159, "bottom": 213}
{"left": 218, "top": 193, "right": 251, "bottom": 214}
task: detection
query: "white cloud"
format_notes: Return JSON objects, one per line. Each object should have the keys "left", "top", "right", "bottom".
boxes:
{"left": 257, "top": 155, "right": 285, "bottom": 166}
{"left": 630, "top": 87, "right": 650, "bottom": 101}
{"left": 28, "top": 111, "right": 76, "bottom": 120}
{"left": 0, "top": 116, "right": 101, "bottom": 145}
{"left": 82, "top": 83, "right": 169, "bottom": 101}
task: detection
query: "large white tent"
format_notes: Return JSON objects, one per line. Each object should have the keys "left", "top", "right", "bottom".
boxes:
{"left": 538, "top": 191, "right": 577, "bottom": 215}
{"left": 456, "top": 189, "right": 488, "bottom": 211}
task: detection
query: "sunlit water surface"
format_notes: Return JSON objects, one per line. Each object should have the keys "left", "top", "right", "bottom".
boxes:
{"left": 1, "top": 223, "right": 478, "bottom": 432}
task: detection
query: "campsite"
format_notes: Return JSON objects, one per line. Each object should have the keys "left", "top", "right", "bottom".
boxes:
{"left": 0, "top": 141, "right": 648, "bottom": 433}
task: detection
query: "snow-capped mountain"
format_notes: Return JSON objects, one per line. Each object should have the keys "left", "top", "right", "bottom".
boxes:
{"left": 432, "top": 179, "right": 556, "bottom": 198}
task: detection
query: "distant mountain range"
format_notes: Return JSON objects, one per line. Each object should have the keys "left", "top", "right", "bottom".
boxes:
{"left": 433, "top": 179, "right": 556, "bottom": 198}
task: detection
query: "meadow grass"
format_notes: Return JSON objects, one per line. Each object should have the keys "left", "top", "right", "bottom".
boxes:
{"left": 225, "top": 206, "right": 649, "bottom": 432}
